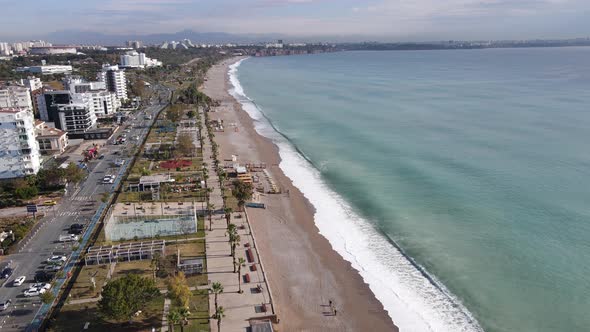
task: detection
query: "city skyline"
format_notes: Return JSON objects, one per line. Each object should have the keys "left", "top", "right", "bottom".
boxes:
{"left": 0, "top": 0, "right": 589, "bottom": 42}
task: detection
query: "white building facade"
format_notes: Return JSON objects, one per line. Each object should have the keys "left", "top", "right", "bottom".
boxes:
{"left": 0, "top": 108, "right": 41, "bottom": 178}
{"left": 0, "top": 86, "right": 33, "bottom": 109}
{"left": 99, "top": 65, "right": 128, "bottom": 101}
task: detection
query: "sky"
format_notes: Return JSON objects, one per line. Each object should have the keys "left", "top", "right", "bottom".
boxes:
{"left": 0, "top": 0, "right": 589, "bottom": 41}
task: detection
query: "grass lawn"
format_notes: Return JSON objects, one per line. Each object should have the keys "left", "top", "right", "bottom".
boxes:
{"left": 69, "top": 265, "right": 109, "bottom": 300}
{"left": 49, "top": 296, "right": 165, "bottom": 332}
{"left": 223, "top": 189, "right": 238, "bottom": 211}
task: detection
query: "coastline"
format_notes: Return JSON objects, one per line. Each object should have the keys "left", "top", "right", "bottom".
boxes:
{"left": 202, "top": 57, "right": 398, "bottom": 331}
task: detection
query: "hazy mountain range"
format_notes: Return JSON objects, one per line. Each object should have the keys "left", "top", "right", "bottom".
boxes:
{"left": 44, "top": 29, "right": 307, "bottom": 46}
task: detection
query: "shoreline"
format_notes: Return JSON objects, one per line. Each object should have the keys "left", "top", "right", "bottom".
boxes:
{"left": 202, "top": 57, "right": 398, "bottom": 331}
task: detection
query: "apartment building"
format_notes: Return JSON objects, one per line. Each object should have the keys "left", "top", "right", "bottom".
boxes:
{"left": 0, "top": 108, "right": 41, "bottom": 179}
{"left": 0, "top": 86, "right": 33, "bottom": 109}
{"left": 98, "top": 65, "right": 128, "bottom": 101}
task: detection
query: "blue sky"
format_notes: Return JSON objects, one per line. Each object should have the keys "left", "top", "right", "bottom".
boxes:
{"left": 1, "top": 0, "right": 589, "bottom": 41}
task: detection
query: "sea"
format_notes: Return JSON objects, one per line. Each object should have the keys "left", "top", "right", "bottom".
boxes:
{"left": 228, "top": 47, "right": 590, "bottom": 332}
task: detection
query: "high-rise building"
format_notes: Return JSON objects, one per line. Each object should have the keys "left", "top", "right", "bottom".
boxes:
{"left": 0, "top": 42, "right": 10, "bottom": 56}
{"left": 98, "top": 65, "right": 128, "bottom": 101}
{"left": 20, "top": 77, "right": 43, "bottom": 116}
{"left": 0, "top": 108, "right": 41, "bottom": 178}
{"left": 126, "top": 40, "right": 143, "bottom": 49}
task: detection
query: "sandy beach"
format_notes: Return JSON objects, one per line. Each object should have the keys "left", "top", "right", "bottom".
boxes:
{"left": 202, "top": 58, "right": 397, "bottom": 331}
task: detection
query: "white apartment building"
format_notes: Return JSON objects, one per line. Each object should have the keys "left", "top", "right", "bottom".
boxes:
{"left": 20, "top": 77, "right": 42, "bottom": 92}
{"left": 0, "top": 108, "right": 41, "bottom": 179}
{"left": 0, "top": 86, "right": 33, "bottom": 109}
{"left": 98, "top": 65, "right": 128, "bottom": 101}
{"left": 0, "top": 43, "right": 10, "bottom": 56}
{"left": 120, "top": 51, "right": 162, "bottom": 69}
{"left": 65, "top": 77, "right": 119, "bottom": 116}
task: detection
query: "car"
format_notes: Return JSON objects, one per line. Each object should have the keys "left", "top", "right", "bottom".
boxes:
{"left": 69, "top": 224, "right": 84, "bottom": 235}
{"left": 47, "top": 255, "right": 67, "bottom": 264}
{"left": 13, "top": 276, "right": 25, "bottom": 286}
{"left": 58, "top": 234, "right": 78, "bottom": 242}
{"left": 0, "top": 299, "right": 11, "bottom": 311}
{"left": 35, "top": 271, "right": 55, "bottom": 283}
{"left": 115, "top": 159, "right": 125, "bottom": 166}
{"left": 1, "top": 267, "right": 13, "bottom": 279}
{"left": 31, "top": 282, "right": 51, "bottom": 291}
{"left": 43, "top": 200, "right": 57, "bottom": 206}
{"left": 44, "top": 265, "right": 61, "bottom": 272}
{"left": 98, "top": 155, "right": 105, "bottom": 159}
{"left": 24, "top": 288, "right": 46, "bottom": 297}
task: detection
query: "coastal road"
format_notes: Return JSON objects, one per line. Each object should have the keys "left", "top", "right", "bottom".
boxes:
{"left": 0, "top": 88, "right": 170, "bottom": 331}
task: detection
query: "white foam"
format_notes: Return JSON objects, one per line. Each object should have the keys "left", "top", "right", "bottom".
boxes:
{"left": 228, "top": 58, "right": 484, "bottom": 332}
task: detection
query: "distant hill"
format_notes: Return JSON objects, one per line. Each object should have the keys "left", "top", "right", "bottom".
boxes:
{"left": 43, "top": 29, "right": 286, "bottom": 46}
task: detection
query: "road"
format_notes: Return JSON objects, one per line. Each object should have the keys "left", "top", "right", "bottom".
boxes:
{"left": 0, "top": 85, "right": 170, "bottom": 331}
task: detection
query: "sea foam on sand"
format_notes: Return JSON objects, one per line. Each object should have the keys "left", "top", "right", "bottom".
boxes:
{"left": 228, "top": 58, "right": 484, "bottom": 332}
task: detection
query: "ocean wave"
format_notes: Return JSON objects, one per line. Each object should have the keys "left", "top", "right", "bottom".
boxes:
{"left": 228, "top": 58, "right": 484, "bottom": 332}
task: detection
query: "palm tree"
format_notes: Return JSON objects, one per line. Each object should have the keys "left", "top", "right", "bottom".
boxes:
{"left": 215, "top": 306, "right": 225, "bottom": 332}
{"left": 208, "top": 203, "right": 215, "bottom": 231}
{"left": 224, "top": 207, "right": 232, "bottom": 227}
{"left": 211, "top": 281, "right": 223, "bottom": 313}
{"left": 167, "top": 309, "right": 181, "bottom": 332}
{"left": 236, "top": 257, "right": 245, "bottom": 293}
{"left": 230, "top": 234, "right": 240, "bottom": 272}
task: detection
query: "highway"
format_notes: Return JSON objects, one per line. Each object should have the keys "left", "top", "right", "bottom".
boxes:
{"left": 0, "top": 85, "right": 170, "bottom": 331}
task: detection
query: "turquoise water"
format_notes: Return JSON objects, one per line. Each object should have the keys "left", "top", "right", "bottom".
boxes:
{"left": 231, "top": 48, "right": 590, "bottom": 332}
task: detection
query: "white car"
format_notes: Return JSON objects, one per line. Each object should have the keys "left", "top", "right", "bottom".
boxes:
{"left": 103, "top": 176, "right": 115, "bottom": 184}
{"left": 31, "top": 283, "right": 51, "bottom": 291}
{"left": 24, "top": 288, "right": 46, "bottom": 297}
{"left": 47, "top": 255, "right": 67, "bottom": 264}
{"left": 115, "top": 159, "right": 125, "bottom": 166}
{"left": 13, "top": 276, "right": 25, "bottom": 286}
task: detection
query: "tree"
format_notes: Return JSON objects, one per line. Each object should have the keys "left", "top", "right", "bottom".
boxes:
{"left": 215, "top": 306, "right": 226, "bottom": 332}
{"left": 186, "top": 110, "right": 195, "bottom": 118}
{"left": 175, "top": 133, "right": 195, "bottom": 158}
{"left": 167, "top": 309, "right": 181, "bottom": 332}
{"left": 211, "top": 281, "right": 223, "bottom": 313}
{"left": 232, "top": 180, "right": 253, "bottom": 211}
{"left": 166, "top": 105, "right": 183, "bottom": 123}
{"left": 224, "top": 207, "right": 232, "bottom": 227}
{"left": 40, "top": 291, "right": 55, "bottom": 304}
{"left": 207, "top": 203, "right": 215, "bottom": 231}
{"left": 64, "top": 163, "right": 86, "bottom": 184}
{"left": 167, "top": 272, "right": 191, "bottom": 308}
{"left": 150, "top": 252, "right": 161, "bottom": 280}
{"left": 178, "top": 307, "right": 190, "bottom": 331}
{"left": 130, "top": 78, "right": 146, "bottom": 97}
{"left": 230, "top": 234, "right": 240, "bottom": 272}
{"left": 236, "top": 257, "right": 246, "bottom": 294}
{"left": 98, "top": 274, "right": 159, "bottom": 321}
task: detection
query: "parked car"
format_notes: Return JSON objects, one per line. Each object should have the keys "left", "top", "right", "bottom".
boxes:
{"left": 98, "top": 155, "right": 105, "bottom": 159}
{"left": 0, "top": 299, "right": 11, "bottom": 311}
{"left": 13, "top": 276, "right": 25, "bottom": 286}
{"left": 35, "top": 271, "right": 55, "bottom": 283}
{"left": 1, "top": 268, "right": 13, "bottom": 279}
{"left": 44, "top": 265, "right": 61, "bottom": 272}
{"left": 58, "top": 234, "right": 78, "bottom": 242}
{"left": 69, "top": 224, "right": 84, "bottom": 235}
{"left": 24, "top": 288, "right": 46, "bottom": 297}
{"left": 31, "top": 283, "right": 51, "bottom": 291}
{"left": 43, "top": 200, "right": 57, "bottom": 206}
{"left": 115, "top": 159, "right": 125, "bottom": 166}
{"left": 47, "top": 255, "right": 67, "bottom": 264}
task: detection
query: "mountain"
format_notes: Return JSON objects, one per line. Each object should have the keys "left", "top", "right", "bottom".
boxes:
{"left": 43, "top": 29, "right": 287, "bottom": 45}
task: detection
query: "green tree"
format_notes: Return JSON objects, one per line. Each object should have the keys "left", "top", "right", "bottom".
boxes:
{"left": 236, "top": 257, "right": 246, "bottom": 294}
{"left": 166, "top": 105, "right": 183, "bottom": 123}
{"left": 178, "top": 307, "right": 190, "bottom": 331}
{"left": 175, "top": 133, "right": 195, "bottom": 158}
{"left": 167, "top": 272, "right": 191, "bottom": 308}
{"left": 40, "top": 291, "right": 55, "bottom": 304}
{"left": 232, "top": 180, "right": 253, "bottom": 211}
{"left": 211, "top": 281, "right": 223, "bottom": 313}
{"left": 224, "top": 207, "right": 233, "bottom": 227}
{"left": 98, "top": 274, "right": 159, "bottom": 321}
{"left": 167, "top": 309, "right": 181, "bottom": 332}
{"left": 215, "top": 306, "right": 226, "bottom": 332}
{"left": 186, "top": 110, "right": 195, "bottom": 118}
{"left": 64, "top": 163, "right": 86, "bottom": 184}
